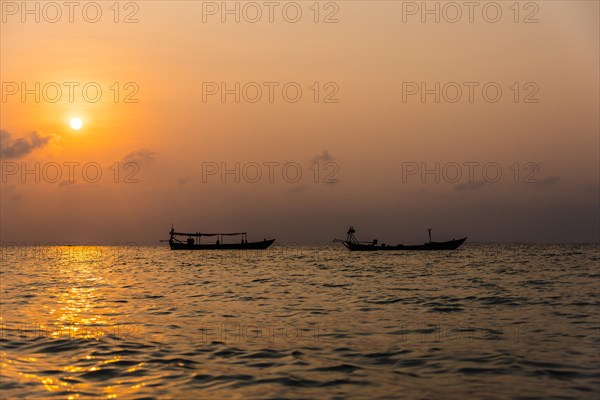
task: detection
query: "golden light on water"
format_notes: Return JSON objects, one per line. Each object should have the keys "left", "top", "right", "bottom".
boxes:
{"left": 0, "top": 246, "right": 147, "bottom": 398}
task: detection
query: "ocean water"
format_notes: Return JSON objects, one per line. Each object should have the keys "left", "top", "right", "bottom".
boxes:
{"left": 0, "top": 244, "right": 598, "bottom": 399}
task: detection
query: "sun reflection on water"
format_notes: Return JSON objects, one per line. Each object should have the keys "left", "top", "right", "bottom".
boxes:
{"left": 1, "top": 246, "right": 146, "bottom": 398}
{"left": 2, "top": 244, "right": 598, "bottom": 398}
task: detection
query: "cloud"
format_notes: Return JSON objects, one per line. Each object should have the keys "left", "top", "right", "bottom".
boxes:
{"left": 311, "top": 150, "right": 339, "bottom": 186}
{"left": 312, "top": 150, "right": 334, "bottom": 163}
{"left": 577, "top": 183, "right": 599, "bottom": 195}
{"left": 454, "top": 180, "right": 488, "bottom": 191}
{"left": 121, "top": 149, "right": 156, "bottom": 165}
{"left": 535, "top": 176, "right": 560, "bottom": 187}
{"left": 286, "top": 184, "right": 309, "bottom": 195}
{"left": 0, "top": 130, "right": 52, "bottom": 159}
{"left": 58, "top": 179, "right": 77, "bottom": 188}
{"left": 0, "top": 184, "right": 23, "bottom": 201}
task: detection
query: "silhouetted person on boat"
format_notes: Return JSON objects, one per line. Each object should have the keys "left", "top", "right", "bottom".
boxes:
{"left": 165, "top": 226, "right": 275, "bottom": 250}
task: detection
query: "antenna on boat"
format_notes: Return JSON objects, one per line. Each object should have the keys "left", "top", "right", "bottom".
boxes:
{"left": 345, "top": 226, "right": 358, "bottom": 244}
{"left": 428, "top": 228, "right": 432, "bottom": 243}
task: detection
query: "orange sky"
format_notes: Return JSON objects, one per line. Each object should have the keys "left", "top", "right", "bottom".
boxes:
{"left": 1, "top": 1, "right": 598, "bottom": 244}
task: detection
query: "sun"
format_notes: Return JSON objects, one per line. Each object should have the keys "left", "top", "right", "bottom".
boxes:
{"left": 70, "top": 118, "right": 83, "bottom": 130}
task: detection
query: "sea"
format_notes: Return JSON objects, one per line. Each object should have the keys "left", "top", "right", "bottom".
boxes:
{"left": 0, "top": 244, "right": 598, "bottom": 399}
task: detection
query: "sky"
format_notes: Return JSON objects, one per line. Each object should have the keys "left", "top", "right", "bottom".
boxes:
{"left": 1, "top": 1, "right": 598, "bottom": 245}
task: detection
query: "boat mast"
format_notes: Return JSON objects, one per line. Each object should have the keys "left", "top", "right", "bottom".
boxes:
{"left": 346, "top": 226, "right": 358, "bottom": 244}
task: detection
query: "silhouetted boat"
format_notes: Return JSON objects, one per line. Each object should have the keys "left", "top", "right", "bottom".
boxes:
{"left": 334, "top": 227, "right": 466, "bottom": 251}
{"left": 163, "top": 227, "right": 274, "bottom": 250}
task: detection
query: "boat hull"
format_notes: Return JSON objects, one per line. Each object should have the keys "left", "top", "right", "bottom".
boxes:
{"left": 169, "top": 239, "right": 275, "bottom": 250}
{"left": 344, "top": 237, "right": 466, "bottom": 251}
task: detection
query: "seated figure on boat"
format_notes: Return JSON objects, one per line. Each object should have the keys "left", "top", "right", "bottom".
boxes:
{"left": 165, "top": 227, "right": 275, "bottom": 250}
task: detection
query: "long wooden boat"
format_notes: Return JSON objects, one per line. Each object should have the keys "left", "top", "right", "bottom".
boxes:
{"left": 334, "top": 226, "right": 466, "bottom": 251}
{"left": 164, "top": 227, "right": 274, "bottom": 250}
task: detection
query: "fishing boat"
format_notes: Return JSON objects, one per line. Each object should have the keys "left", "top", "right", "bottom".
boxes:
{"left": 334, "top": 226, "right": 466, "bottom": 251}
{"left": 164, "top": 227, "right": 275, "bottom": 250}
